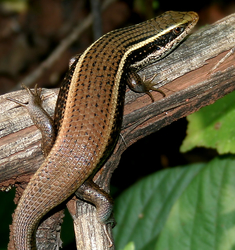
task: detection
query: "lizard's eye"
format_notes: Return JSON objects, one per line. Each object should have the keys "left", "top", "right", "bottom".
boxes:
{"left": 173, "top": 26, "right": 184, "bottom": 35}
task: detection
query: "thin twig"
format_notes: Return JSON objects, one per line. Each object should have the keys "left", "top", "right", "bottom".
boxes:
{"left": 90, "top": 0, "right": 103, "bottom": 40}
{"left": 208, "top": 47, "right": 235, "bottom": 75}
{"left": 12, "top": 0, "right": 116, "bottom": 91}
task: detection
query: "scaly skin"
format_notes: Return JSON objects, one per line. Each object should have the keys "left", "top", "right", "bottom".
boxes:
{"left": 12, "top": 11, "right": 198, "bottom": 249}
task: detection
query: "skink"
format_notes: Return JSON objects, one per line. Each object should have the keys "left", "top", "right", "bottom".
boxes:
{"left": 11, "top": 11, "right": 198, "bottom": 249}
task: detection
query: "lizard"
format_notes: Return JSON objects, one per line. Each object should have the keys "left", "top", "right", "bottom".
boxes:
{"left": 9, "top": 11, "right": 199, "bottom": 249}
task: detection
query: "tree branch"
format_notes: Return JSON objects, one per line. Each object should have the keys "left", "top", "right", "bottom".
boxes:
{"left": 1, "top": 12, "right": 235, "bottom": 250}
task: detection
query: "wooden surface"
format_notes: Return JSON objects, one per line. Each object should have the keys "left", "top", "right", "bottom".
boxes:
{"left": 1, "top": 12, "right": 235, "bottom": 250}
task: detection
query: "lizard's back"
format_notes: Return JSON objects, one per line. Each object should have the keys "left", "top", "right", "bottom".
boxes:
{"left": 12, "top": 11, "right": 199, "bottom": 249}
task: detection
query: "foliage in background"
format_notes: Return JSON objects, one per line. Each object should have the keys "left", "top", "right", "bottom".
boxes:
{"left": 181, "top": 91, "right": 235, "bottom": 154}
{"left": 113, "top": 91, "right": 235, "bottom": 250}
{"left": 0, "top": 0, "right": 28, "bottom": 13}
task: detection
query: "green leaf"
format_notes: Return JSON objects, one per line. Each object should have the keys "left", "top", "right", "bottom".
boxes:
{"left": 113, "top": 163, "right": 205, "bottom": 250}
{"left": 122, "top": 242, "right": 135, "bottom": 250}
{"left": 181, "top": 91, "right": 235, "bottom": 154}
{"left": 0, "top": 0, "right": 28, "bottom": 13}
{"left": 155, "top": 156, "right": 235, "bottom": 250}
